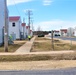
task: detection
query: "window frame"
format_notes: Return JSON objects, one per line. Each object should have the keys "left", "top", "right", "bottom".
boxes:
{"left": 12, "top": 22, "right": 15, "bottom": 27}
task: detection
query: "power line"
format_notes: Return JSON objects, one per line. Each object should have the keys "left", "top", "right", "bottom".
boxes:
{"left": 13, "top": 0, "right": 21, "bottom": 16}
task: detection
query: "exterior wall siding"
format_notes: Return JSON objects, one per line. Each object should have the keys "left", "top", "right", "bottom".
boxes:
{"left": 0, "top": 0, "right": 8, "bottom": 45}
{"left": 21, "top": 25, "right": 27, "bottom": 39}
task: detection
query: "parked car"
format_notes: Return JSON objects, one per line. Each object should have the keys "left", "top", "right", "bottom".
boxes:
{"left": 38, "top": 34, "right": 44, "bottom": 37}
{"left": 55, "top": 34, "right": 60, "bottom": 36}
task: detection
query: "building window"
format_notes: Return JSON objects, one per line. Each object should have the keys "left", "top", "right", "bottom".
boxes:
{"left": 12, "top": 23, "right": 15, "bottom": 27}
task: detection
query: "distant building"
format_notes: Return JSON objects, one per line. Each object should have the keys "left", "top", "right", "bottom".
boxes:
{"left": 26, "top": 26, "right": 30, "bottom": 37}
{"left": 74, "top": 31, "right": 76, "bottom": 36}
{"left": 30, "top": 30, "right": 33, "bottom": 37}
{"left": 67, "top": 27, "right": 74, "bottom": 37}
{"left": 9, "top": 16, "right": 21, "bottom": 40}
{"left": 53, "top": 30, "right": 60, "bottom": 36}
{"left": 74, "top": 27, "right": 76, "bottom": 36}
{"left": 60, "top": 29, "right": 67, "bottom": 37}
{"left": 0, "top": 0, "right": 8, "bottom": 46}
{"left": 21, "top": 23, "right": 27, "bottom": 39}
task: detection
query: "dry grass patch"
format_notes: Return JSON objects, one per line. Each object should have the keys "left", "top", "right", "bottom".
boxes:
{"left": 31, "top": 41, "right": 52, "bottom": 52}
{"left": 31, "top": 37, "right": 76, "bottom": 52}
{"left": 0, "top": 52, "right": 76, "bottom": 61}
{"left": 35, "top": 37, "right": 51, "bottom": 40}
{"left": 0, "top": 40, "right": 26, "bottom": 52}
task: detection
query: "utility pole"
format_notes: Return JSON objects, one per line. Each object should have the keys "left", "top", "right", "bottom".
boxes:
{"left": 28, "top": 10, "right": 31, "bottom": 35}
{"left": 51, "top": 30, "right": 54, "bottom": 50}
{"left": 31, "top": 20, "right": 34, "bottom": 31}
{"left": 27, "top": 10, "right": 32, "bottom": 35}
{"left": 4, "top": 0, "right": 8, "bottom": 52}
{"left": 23, "top": 18, "right": 25, "bottom": 39}
{"left": 31, "top": 20, "right": 34, "bottom": 36}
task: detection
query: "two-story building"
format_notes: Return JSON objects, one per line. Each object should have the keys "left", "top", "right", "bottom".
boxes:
{"left": 9, "top": 16, "right": 21, "bottom": 40}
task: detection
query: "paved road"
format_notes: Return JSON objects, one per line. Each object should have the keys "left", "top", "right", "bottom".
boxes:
{"left": 0, "top": 68, "right": 76, "bottom": 75}
{"left": 54, "top": 36, "right": 76, "bottom": 41}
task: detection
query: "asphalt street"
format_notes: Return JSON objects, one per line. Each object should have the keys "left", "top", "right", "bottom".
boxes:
{"left": 54, "top": 36, "right": 76, "bottom": 41}
{"left": 0, "top": 68, "right": 76, "bottom": 75}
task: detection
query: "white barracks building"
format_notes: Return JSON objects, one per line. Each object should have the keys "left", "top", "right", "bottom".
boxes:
{"left": 9, "top": 16, "right": 22, "bottom": 40}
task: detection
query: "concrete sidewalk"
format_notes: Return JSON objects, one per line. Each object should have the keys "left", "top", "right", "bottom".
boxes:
{"left": 0, "top": 50, "right": 75, "bottom": 55}
{"left": 15, "top": 36, "right": 36, "bottom": 53}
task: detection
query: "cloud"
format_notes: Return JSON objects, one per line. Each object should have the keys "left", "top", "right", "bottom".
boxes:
{"left": 24, "top": 9, "right": 35, "bottom": 13}
{"left": 43, "top": 0, "right": 53, "bottom": 6}
{"left": 7, "top": 0, "right": 33, "bottom": 6}
{"left": 34, "top": 20, "right": 76, "bottom": 31}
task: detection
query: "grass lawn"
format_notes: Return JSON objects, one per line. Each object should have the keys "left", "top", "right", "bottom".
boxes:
{"left": 0, "top": 40, "right": 26, "bottom": 52}
{"left": 31, "top": 37, "right": 76, "bottom": 52}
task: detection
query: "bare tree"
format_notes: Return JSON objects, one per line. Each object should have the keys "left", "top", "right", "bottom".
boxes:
{"left": 36, "top": 26, "right": 42, "bottom": 35}
{"left": 37, "top": 26, "right": 42, "bottom": 31}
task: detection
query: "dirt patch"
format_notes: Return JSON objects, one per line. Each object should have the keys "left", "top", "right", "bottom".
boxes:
{"left": 0, "top": 60, "right": 76, "bottom": 70}
{"left": 14, "top": 40, "right": 26, "bottom": 44}
{"left": 35, "top": 40, "right": 48, "bottom": 43}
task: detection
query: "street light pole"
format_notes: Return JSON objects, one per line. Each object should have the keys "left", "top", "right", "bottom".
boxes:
{"left": 4, "top": 0, "right": 8, "bottom": 52}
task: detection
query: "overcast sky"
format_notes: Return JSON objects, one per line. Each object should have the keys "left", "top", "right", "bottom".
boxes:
{"left": 7, "top": 0, "right": 76, "bottom": 31}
